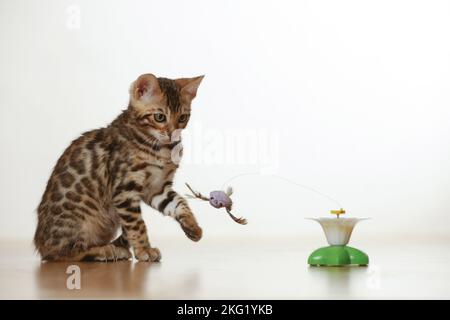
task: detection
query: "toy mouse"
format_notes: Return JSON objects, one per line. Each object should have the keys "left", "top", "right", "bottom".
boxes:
{"left": 185, "top": 183, "right": 248, "bottom": 225}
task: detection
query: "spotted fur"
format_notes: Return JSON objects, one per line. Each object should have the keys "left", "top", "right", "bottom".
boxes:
{"left": 34, "top": 73, "right": 204, "bottom": 262}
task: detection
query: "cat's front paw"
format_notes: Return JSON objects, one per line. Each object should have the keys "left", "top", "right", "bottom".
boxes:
{"left": 179, "top": 216, "right": 203, "bottom": 242}
{"left": 135, "top": 247, "right": 161, "bottom": 262}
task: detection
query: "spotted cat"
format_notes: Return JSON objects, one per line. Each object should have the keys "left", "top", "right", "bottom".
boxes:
{"left": 34, "top": 74, "right": 204, "bottom": 262}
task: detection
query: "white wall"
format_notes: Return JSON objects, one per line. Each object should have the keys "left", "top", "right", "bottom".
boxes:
{"left": 1, "top": 0, "right": 450, "bottom": 241}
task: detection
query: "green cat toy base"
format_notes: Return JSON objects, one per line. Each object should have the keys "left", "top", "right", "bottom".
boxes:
{"left": 308, "top": 245, "right": 369, "bottom": 267}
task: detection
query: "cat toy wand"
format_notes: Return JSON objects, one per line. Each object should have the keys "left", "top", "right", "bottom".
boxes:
{"left": 185, "top": 183, "right": 248, "bottom": 225}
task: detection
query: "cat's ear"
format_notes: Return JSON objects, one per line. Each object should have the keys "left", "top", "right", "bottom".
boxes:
{"left": 176, "top": 75, "right": 204, "bottom": 102}
{"left": 130, "top": 73, "right": 162, "bottom": 103}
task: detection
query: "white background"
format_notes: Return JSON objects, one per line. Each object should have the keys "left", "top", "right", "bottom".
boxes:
{"left": 1, "top": 0, "right": 449, "bottom": 242}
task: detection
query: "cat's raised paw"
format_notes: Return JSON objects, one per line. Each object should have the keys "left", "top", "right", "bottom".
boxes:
{"left": 180, "top": 219, "right": 203, "bottom": 242}
{"left": 135, "top": 247, "right": 161, "bottom": 262}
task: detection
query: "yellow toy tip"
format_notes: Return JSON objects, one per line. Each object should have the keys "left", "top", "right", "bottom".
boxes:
{"left": 330, "top": 208, "right": 346, "bottom": 217}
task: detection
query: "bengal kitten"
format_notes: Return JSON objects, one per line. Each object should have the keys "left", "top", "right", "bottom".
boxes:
{"left": 34, "top": 74, "right": 204, "bottom": 262}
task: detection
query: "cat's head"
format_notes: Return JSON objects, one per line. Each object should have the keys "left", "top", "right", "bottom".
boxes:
{"left": 128, "top": 73, "right": 204, "bottom": 144}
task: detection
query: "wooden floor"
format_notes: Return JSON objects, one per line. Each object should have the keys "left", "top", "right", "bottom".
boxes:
{"left": 1, "top": 236, "right": 449, "bottom": 299}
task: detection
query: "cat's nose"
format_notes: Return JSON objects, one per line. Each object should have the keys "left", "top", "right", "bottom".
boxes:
{"left": 166, "top": 124, "right": 175, "bottom": 135}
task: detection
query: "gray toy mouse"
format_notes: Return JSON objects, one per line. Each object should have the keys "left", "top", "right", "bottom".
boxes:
{"left": 185, "top": 183, "right": 248, "bottom": 225}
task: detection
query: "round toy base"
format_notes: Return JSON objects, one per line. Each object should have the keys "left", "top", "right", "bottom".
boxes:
{"left": 308, "top": 245, "right": 369, "bottom": 267}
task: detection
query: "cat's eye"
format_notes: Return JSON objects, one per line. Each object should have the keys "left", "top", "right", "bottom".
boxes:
{"left": 178, "top": 114, "right": 189, "bottom": 123}
{"left": 154, "top": 113, "right": 166, "bottom": 123}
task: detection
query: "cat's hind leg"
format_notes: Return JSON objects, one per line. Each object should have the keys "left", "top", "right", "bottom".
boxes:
{"left": 77, "top": 244, "right": 132, "bottom": 262}
{"left": 45, "top": 244, "right": 132, "bottom": 262}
